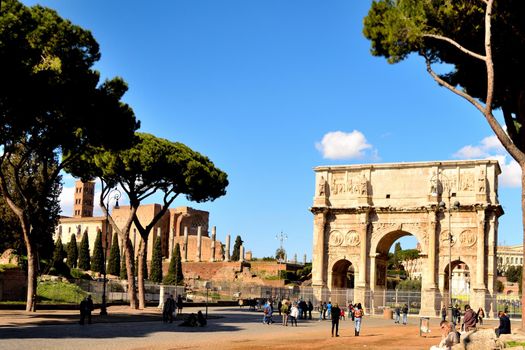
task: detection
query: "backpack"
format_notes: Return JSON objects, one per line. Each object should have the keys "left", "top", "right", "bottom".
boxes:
{"left": 354, "top": 309, "right": 363, "bottom": 318}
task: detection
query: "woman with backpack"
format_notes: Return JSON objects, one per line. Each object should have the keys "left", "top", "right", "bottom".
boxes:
{"left": 354, "top": 303, "right": 364, "bottom": 336}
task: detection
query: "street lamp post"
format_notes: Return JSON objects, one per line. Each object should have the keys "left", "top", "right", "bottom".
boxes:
{"left": 100, "top": 188, "right": 121, "bottom": 316}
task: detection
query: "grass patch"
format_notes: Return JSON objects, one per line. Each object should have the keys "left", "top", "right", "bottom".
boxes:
{"left": 507, "top": 341, "right": 525, "bottom": 347}
{"left": 0, "top": 264, "right": 19, "bottom": 272}
{"left": 37, "top": 280, "right": 88, "bottom": 304}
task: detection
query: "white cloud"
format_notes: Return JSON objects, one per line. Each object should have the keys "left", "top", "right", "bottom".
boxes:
{"left": 490, "top": 155, "right": 521, "bottom": 188}
{"left": 453, "top": 135, "right": 506, "bottom": 159}
{"left": 59, "top": 186, "right": 75, "bottom": 217}
{"left": 315, "top": 130, "right": 373, "bottom": 160}
{"left": 453, "top": 135, "right": 521, "bottom": 188}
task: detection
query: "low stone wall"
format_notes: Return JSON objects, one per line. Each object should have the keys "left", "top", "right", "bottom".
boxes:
{"left": 0, "top": 268, "right": 27, "bottom": 301}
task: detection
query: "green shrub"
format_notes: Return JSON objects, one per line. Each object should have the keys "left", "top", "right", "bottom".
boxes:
{"left": 70, "top": 268, "right": 92, "bottom": 280}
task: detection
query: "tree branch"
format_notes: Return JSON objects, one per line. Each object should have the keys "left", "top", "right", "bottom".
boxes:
{"left": 422, "top": 33, "right": 486, "bottom": 61}
{"left": 424, "top": 56, "right": 486, "bottom": 113}
{"left": 484, "top": 0, "right": 495, "bottom": 112}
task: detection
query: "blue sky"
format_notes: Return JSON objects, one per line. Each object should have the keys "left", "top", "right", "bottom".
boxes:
{"left": 22, "top": 0, "right": 522, "bottom": 259}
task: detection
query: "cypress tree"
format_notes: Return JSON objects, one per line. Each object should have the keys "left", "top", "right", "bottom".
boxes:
{"left": 66, "top": 234, "right": 78, "bottom": 268}
{"left": 120, "top": 250, "right": 128, "bottom": 280}
{"left": 51, "top": 236, "right": 70, "bottom": 276}
{"left": 78, "top": 231, "right": 90, "bottom": 271}
{"left": 91, "top": 230, "right": 104, "bottom": 274}
{"left": 150, "top": 235, "right": 163, "bottom": 283}
{"left": 231, "top": 235, "right": 243, "bottom": 261}
{"left": 163, "top": 243, "right": 184, "bottom": 285}
{"left": 52, "top": 236, "right": 64, "bottom": 265}
{"left": 107, "top": 233, "right": 120, "bottom": 276}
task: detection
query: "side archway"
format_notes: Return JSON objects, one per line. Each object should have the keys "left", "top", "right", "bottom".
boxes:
{"left": 330, "top": 259, "right": 355, "bottom": 305}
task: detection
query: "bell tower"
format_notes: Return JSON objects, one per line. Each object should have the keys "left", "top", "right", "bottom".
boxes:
{"left": 73, "top": 180, "right": 95, "bottom": 217}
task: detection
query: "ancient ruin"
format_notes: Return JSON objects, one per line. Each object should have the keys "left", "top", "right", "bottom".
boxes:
{"left": 311, "top": 160, "right": 503, "bottom": 316}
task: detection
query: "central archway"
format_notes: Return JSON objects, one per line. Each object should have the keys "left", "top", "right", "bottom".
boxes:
{"left": 372, "top": 230, "right": 422, "bottom": 290}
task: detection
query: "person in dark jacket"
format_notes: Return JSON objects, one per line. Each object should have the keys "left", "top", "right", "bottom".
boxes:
{"left": 308, "top": 300, "right": 314, "bottom": 320}
{"left": 331, "top": 303, "right": 341, "bottom": 337}
{"left": 401, "top": 304, "right": 409, "bottom": 325}
{"left": 441, "top": 305, "right": 447, "bottom": 322}
{"left": 462, "top": 304, "right": 477, "bottom": 332}
{"left": 495, "top": 311, "right": 511, "bottom": 337}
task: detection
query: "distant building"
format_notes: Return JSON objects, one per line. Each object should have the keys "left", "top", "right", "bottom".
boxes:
{"left": 55, "top": 180, "right": 227, "bottom": 264}
{"left": 497, "top": 245, "right": 523, "bottom": 273}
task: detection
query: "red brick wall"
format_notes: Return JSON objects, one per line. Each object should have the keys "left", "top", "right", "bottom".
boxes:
{"left": 0, "top": 268, "right": 27, "bottom": 301}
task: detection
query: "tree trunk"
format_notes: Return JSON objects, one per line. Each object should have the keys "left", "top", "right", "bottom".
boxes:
{"left": 124, "top": 238, "right": 138, "bottom": 309}
{"left": 25, "top": 240, "right": 38, "bottom": 312}
{"left": 137, "top": 237, "right": 147, "bottom": 309}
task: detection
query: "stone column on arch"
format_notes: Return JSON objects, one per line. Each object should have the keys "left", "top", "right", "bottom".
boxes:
{"left": 354, "top": 211, "right": 369, "bottom": 310}
{"left": 311, "top": 209, "right": 328, "bottom": 303}
{"left": 486, "top": 212, "right": 498, "bottom": 317}
{"left": 224, "top": 234, "right": 231, "bottom": 262}
{"left": 183, "top": 226, "right": 188, "bottom": 262}
{"left": 196, "top": 226, "right": 202, "bottom": 262}
{"left": 420, "top": 212, "right": 439, "bottom": 316}
{"left": 210, "top": 226, "right": 216, "bottom": 262}
{"left": 471, "top": 210, "right": 487, "bottom": 309}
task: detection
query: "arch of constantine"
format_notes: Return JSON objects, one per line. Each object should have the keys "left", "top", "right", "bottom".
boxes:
{"left": 310, "top": 160, "right": 503, "bottom": 316}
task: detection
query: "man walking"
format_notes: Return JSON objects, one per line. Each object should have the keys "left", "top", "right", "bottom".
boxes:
{"left": 331, "top": 303, "right": 341, "bottom": 337}
{"left": 401, "top": 304, "right": 409, "bottom": 325}
{"left": 394, "top": 304, "right": 401, "bottom": 324}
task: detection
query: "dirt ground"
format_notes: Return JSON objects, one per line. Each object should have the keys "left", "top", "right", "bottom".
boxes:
{"left": 0, "top": 306, "right": 514, "bottom": 350}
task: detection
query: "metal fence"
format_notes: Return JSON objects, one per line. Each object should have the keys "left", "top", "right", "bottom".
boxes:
{"left": 55, "top": 280, "right": 523, "bottom": 319}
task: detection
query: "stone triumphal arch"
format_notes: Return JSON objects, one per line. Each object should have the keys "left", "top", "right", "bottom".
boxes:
{"left": 311, "top": 160, "right": 503, "bottom": 316}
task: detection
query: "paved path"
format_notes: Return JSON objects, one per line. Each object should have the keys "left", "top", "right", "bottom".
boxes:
{"left": 0, "top": 306, "right": 517, "bottom": 350}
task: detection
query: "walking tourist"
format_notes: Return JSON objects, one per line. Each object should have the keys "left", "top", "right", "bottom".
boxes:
{"left": 289, "top": 302, "right": 299, "bottom": 326}
{"left": 402, "top": 303, "right": 409, "bottom": 325}
{"left": 79, "top": 295, "right": 94, "bottom": 325}
{"left": 340, "top": 307, "right": 345, "bottom": 321}
{"left": 327, "top": 301, "right": 332, "bottom": 320}
{"left": 462, "top": 304, "right": 477, "bottom": 332}
{"left": 262, "top": 299, "right": 273, "bottom": 325}
{"left": 349, "top": 302, "right": 355, "bottom": 321}
{"left": 394, "top": 304, "right": 401, "bottom": 324}
{"left": 300, "top": 299, "right": 308, "bottom": 319}
{"left": 277, "top": 300, "right": 282, "bottom": 316}
{"left": 354, "top": 303, "right": 364, "bottom": 336}
{"left": 477, "top": 307, "right": 485, "bottom": 325}
{"left": 297, "top": 299, "right": 303, "bottom": 319}
{"left": 331, "top": 303, "right": 341, "bottom": 337}
{"left": 452, "top": 304, "right": 460, "bottom": 326}
{"left": 176, "top": 295, "right": 184, "bottom": 315}
{"left": 430, "top": 320, "right": 460, "bottom": 350}
{"left": 281, "top": 300, "right": 290, "bottom": 326}
{"left": 441, "top": 305, "right": 447, "bottom": 322}
{"left": 163, "top": 294, "right": 175, "bottom": 323}
{"left": 495, "top": 310, "right": 511, "bottom": 337}
{"left": 308, "top": 300, "right": 313, "bottom": 319}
